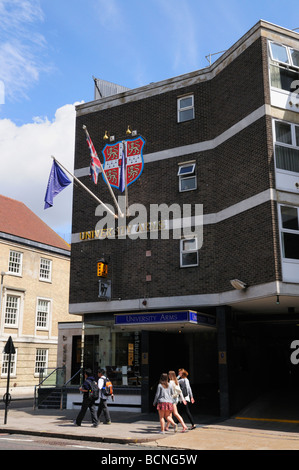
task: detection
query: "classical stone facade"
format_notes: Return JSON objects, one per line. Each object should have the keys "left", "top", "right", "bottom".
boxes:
{"left": 0, "top": 195, "right": 77, "bottom": 396}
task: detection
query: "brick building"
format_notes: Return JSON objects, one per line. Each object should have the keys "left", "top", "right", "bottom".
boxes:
{"left": 0, "top": 195, "right": 77, "bottom": 397}
{"left": 68, "top": 20, "right": 299, "bottom": 416}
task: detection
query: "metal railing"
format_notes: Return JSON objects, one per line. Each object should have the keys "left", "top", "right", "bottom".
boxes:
{"left": 34, "top": 366, "right": 65, "bottom": 409}
{"left": 59, "top": 368, "right": 82, "bottom": 409}
{"left": 33, "top": 367, "right": 83, "bottom": 409}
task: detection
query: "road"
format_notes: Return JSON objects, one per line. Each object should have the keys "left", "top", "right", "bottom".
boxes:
{"left": 0, "top": 432, "right": 165, "bottom": 451}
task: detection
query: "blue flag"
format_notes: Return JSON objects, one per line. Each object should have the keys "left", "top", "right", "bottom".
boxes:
{"left": 44, "top": 160, "right": 71, "bottom": 209}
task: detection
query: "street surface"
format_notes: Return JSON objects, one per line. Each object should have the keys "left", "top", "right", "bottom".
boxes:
{"left": 0, "top": 432, "right": 166, "bottom": 451}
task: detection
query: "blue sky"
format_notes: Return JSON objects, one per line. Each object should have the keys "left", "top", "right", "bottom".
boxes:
{"left": 0, "top": 0, "right": 299, "bottom": 240}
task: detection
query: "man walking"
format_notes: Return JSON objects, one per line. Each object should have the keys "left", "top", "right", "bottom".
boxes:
{"left": 74, "top": 368, "right": 98, "bottom": 427}
{"left": 97, "top": 368, "right": 113, "bottom": 424}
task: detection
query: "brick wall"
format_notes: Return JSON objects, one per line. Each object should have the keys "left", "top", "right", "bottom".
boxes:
{"left": 70, "top": 35, "right": 279, "bottom": 305}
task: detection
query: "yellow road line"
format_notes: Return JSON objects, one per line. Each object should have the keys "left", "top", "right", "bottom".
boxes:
{"left": 236, "top": 416, "right": 299, "bottom": 424}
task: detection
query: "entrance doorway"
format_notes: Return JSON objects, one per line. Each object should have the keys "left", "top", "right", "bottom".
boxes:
{"left": 229, "top": 320, "right": 299, "bottom": 417}
{"left": 149, "top": 331, "right": 189, "bottom": 389}
{"left": 148, "top": 329, "right": 219, "bottom": 415}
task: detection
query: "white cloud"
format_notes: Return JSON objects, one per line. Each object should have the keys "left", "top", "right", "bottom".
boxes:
{"left": 0, "top": 103, "right": 82, "bottom": 240}
{"left": 0, "top": 0, "right": 49, "bottom": 102}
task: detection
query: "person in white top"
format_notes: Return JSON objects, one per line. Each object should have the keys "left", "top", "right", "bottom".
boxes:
{"left": 97, "top": 368, "right": 112, "bottom": 424}
{"left": 165, "top": 371, "right": 188, "bottom": 432}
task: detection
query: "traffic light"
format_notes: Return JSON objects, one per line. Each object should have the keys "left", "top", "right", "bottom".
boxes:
{"left": 97, "top": 261, "right": 108, "bottom": 278}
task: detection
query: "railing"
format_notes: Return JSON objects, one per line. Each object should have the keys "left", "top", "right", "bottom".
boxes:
{"left": 59, "top": 368, "right": 82, "bottom": 409}
{"left": 34, "top": 367, "right": 82, "bottom": 410}
{"left": 39, "top": 366, "right": 66, "bottom": 387}
{"left": 34, "top": 366, "right": 66, "bottom": 409}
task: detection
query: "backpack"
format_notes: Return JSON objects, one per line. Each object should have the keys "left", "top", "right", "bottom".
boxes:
{"left": 102, "top": 376, "right": 113, "bottom": 396}
{"left": 87, "top": 379, "right": 99, "bottom": 400}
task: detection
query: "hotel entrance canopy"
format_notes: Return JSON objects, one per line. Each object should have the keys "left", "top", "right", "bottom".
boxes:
{"left": 114, "top": 310, "right": 216, "bottom": 332}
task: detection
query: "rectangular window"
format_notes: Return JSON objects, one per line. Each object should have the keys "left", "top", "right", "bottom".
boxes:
{"left": 290, "top": 48, "right": 299, "bottom": 67}
{"left": 8, "top": 250, "right": 22, "bottom": 275}
{"left": 36, "top": 299, "right": 50, "bottom": 329}
{"left": 178, "top": 163, "right": 197, "bottom": 191}
{"left": 35, "top": 349, "right": 48, "bottom": 375}
{"left": 39, "top": 258, "right": 52, "bottom": 281}
{"left": 274, "top": 120, "right": 299, "bottom": 174}
{"left": 177, "top": 95, "right": 194, "bottom": 122}
{"left": 280, "top": 205, "right": 299, "bottom": 260}
{"left": 1, "top": 351, "right": 17, "bottom": 377}
{"left": 4, "top": 295, "right": 20, "bottom": 327}
{"left": 180, "top": 238, "right": 198, "bottom": 267}
{"left": 270, "top": 43, "right": 290, "bottom": 65}
{"left": 269, "top": 42, "right": 299, "bottom": 93}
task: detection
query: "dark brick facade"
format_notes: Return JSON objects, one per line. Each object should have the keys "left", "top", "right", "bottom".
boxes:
{"left": 70, "top": 34, "right": 279, "bottom": 307}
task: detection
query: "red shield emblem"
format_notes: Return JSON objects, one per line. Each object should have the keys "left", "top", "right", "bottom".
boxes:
{"left": 102, "top": 136, "right": 145, "bottom": 190}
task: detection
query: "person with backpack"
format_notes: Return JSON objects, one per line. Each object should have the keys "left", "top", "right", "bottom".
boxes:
{"left": 73, "top": 368, "right": 99, "bottom": 427}
{"left": 97, "top": 368, "right": 114, "bottom": 424}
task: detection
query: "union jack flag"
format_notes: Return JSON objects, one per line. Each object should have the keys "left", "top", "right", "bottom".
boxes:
{"left": 85, "top": 134, "right": 102, "bottom": 184}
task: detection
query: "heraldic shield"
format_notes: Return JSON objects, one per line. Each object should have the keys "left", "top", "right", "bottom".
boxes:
{"left": 102, "top": 136, "right": 145, "bottom": 191}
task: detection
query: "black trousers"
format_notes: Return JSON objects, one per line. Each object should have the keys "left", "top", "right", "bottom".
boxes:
{"left": 177, "top": 401, "right": 194, "bottom": 426}
{"left": 76, "top": 397, "right": 98, "bottom": 426}
{"left": 97, "top": 398, "right": 111, "bottom": 423}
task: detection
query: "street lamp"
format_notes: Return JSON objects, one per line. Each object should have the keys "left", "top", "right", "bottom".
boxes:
{"left": 0, "top": 271, "right": 8, "bottom": 319}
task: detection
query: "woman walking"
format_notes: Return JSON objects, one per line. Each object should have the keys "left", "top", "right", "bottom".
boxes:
{"left": 166, "top": 371, "right": 188, "bottom": 432}
{"left": 153, "top": 373, "right": 177, "bottom": 433}
{"left": 177, "top": 368, "right": 196, "bottom": 430}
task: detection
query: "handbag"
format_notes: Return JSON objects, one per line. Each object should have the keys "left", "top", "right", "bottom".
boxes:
{"left": 172, "top": 383, "right": 181, "bottom": 399}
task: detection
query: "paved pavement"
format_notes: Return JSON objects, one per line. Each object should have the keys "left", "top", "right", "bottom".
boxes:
{"left": 1, "top": 406, "right": 299, "bottom": 450}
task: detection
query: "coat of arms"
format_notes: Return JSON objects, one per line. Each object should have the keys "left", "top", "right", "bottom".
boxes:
{"left": 102, "top": 136, "right": 145, "bottom": 191}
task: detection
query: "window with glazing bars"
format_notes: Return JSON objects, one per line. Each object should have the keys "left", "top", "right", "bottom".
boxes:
{"left": 36, "top": 299, "right": 50, "bottom": 329}
{"left": 8, "top": 250, "right": 22, "bottom": 274}
{"left": 35, "top": 349, "right": 48, "bottom": 374}
{"left": 4, "top": 295, "right": 19, "bottom": 326}
{"left": 1, "top": 352, "right": 17, "bottom": 376}
{"left": 39, "top": 258, "right": 52, "bottom": 281}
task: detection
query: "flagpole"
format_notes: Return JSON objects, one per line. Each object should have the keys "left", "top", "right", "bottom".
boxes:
{"left": 51, "top": 156, "right": 118, "bottom": 219}
{"left": 82, "top": 125, "right": 124, "bottom": 218}
{"left": 123, "top": 140, "right": 130, "bottom": 216}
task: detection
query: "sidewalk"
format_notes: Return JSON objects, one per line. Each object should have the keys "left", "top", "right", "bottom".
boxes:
{"left": 1, "top": 406, "right": 299, "bottom": 449}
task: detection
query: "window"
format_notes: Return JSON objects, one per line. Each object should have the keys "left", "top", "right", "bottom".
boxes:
{"left": 177, "top": 95, "right": 194, "bottom": 122}
{"left": 269, "top": 42, "right": 299, "bottom": 92}
{"left": 36, "top": 299, "right": 50, "bottom": 329}
{"left": 270, "top": 43, "right": 290, "bottom": 65}
{"left": 35, "top": 349, "right": 48, "bottom": 375}
{"left": 39, "top": 258, "right": 52, "bottom": 281}
{"left": 1, "top": 351, "right": 17, "bottom": 377}
{"left": 8, "top": 250, "right": 22, "bottom": 275}
{"left": 180, "top": 238, "right": 198, "bottom": 267}
{"left": 178, "top": 163, "right": 197, "bottom": 191}
{"left": 4, "top": 295, "right": 20, "bottom": 327}
{"left": 280, "top": 205, "right": 299, "bottom": 260}
{"left": 274, "top": 120, "right": 299, "bottom": 173}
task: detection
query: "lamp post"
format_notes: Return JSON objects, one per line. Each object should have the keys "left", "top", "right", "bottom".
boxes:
{"left": 0, "top": 271, "right": 7, "bottom": 324}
